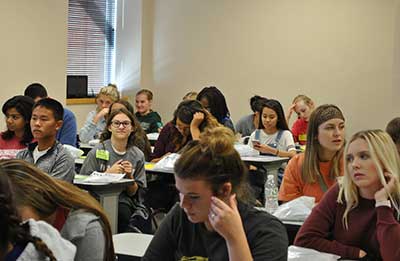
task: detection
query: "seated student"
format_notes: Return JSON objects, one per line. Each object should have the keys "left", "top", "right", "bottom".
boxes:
{"left": 386, "top": 117, "right": 400, "bottom": 155}
{"left": 0, "top": 166, "right": 76, "bottom": 261}
{"left": 248, "top": 99, "right": 296, "bottom": 158}
{"left": 151, "top": 99, "right": 220, "bottom": 162}
{"left": 1, "top": 159, "right": 115, "bottom": 261}
{"left": 79, "top": 84, "right": 120, "bottom": 143}
{"left": 143, "top": 127, "right": 288, "bottom": 261}
{"left": 135, "top": 89, "right": 163, "bottom": 134}
{"left": 197, "top": 86, "right": 235, "bottom": 132}
{"left": 16, "top": 98, "right": 75, "bottom": 183}
{"left": 80, "top": 108, "right": 147, "bottom": 233}
{"left": 279, "top": 104, "right": 345, "bottom": 203}
{"left": 295, "top": 130, "right": 400, "bottom": 261}
{"left": 109, "top": 100, "right": 152, "bottom": 161}
{"left": 286, "top": 95, "right": 315, "bottom": 145}
{"left": 25, "top": 83, "right": 78, "bottom": 147}
{"left": 235, "top": 95, "right": 268, "bottom": 138}
{"left": 0, "top": 95, "right": 34, "bottom": 159}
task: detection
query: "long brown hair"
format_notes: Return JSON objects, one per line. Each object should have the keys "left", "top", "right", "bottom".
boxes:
{"left": 174, "top": 127, "right": 253, "bottom": 203}
{"left": 0, "top": 169, "right": 56, "bottom": 260}
{"left": 101, "top": 108, "right": 151, "bottom": 157}
{"left": 0, "top": 159, "right": 115, "bottom": 261}
{"left": 302, "top": 104, "right": 345, "bottom": 183}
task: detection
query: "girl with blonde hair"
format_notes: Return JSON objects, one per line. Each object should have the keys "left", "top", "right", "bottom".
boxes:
{"left": 143, "top": 127, "right": 288, "bottom": 260}
{"left": 79, "top": 84, "right": 120, "bottom": 142}
{"left": 295, "top": 129, "right": 400, "bottom": 260}
{"left": 279, "top": 104, "right": 345, "bottom": 203}
{"left": 286, "top": 94, "right": 315, "bottom": 145}
{"left": 0, "top": 159, "right": 115, "bottom": 261}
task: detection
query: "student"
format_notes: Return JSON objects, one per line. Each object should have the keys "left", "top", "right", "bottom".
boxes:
{"left": 0, "top": 95, "right": 34, "bottom": 159}
{"left": 79, "top": 84, "right": 120, "bottom": 143}
{"left": 0, "top": 166, "right": 76, "bottom": 261}
{"left": 182, "top": 91, "right": 198, "bottom": 101}
{"left": 295, "top": 130, "right": 400, "bottom": 261}
{"left": 286, "top": 95, "right": 315, "bottom": 145}
{"left": 135, "top": 89, "right": 163, "bottom": 134}
{"left": 80, "top": 108, "right": 147, "bottom": 233}
{"left": 143, "top": 127, "right": 288, "bottom": 260}
{"left": 236, "top": 95, "right": 268, "bottom": 138}
{"left": 248, "top": 99, "right": 296, "bottom": 158}
{"left": 16, "top": 98, "right": 75, "bottom": 183}
{"left": 197, "top": 86, "right": 235, "bottom": 132}
{"left": 0, "top": 159, "right": 114, "bottom": 261}
{"left": 386, "top": 117, "right": 400, "bottom": 154}
{"left": 151, "top": 99, "right": 220, "bottom": 162}
{"left": 279, "top": 104, "right": 345, "bottom": 203}
{"left": 24, "top": 83, "right": 78, "bottom": 147}
{"left": 109, "top": 100, "right": 152, "bottom": 161}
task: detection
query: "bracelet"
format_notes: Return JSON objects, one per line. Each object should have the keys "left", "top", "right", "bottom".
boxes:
{"left": 375, "top": 200, "right": 391, "bottom": 208}
{"left": 275, "top": 149, "right": 279, "bottom": 156}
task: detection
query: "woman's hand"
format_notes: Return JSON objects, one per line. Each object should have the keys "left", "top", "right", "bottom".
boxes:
{"left": 208, "top": 194, "right": 245, "bottom": 241}
{"left": 359, "top": 249, "right": 367, "bottom": 258}
{"left": 253, "top": 142, "right": 277, "bottom": 155}
{"left": 94, "top": 107, "right": 109, "bottom": 123}
{"left": 106, "top": 159, "right": 124, "bottom": 174}
{"left": 286, "top": 103, "right": 296, "bottom": 123}
{"left": 375, "top": 172, "right": 399, "bottom": 202}
{"left": 191, "top": 112, "right": 205, "bottom": 128}
{"left": 120, "top": 160, "right": 133, "bottom": 176}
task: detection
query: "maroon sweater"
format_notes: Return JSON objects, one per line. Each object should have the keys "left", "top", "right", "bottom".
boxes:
{"left": 294, "top": 184, "right": 400, "bottom": 260}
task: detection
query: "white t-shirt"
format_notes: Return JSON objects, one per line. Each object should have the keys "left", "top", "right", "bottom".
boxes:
{"left": 33, "top": 145, "right": 51, "bottom": 163}
{"left": 248, "top": 129, "right": 296, "bottom": 152}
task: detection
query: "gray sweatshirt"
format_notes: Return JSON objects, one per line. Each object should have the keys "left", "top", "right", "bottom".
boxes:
{"left": 17, "top": 219, "right": 76, "bottom": 261}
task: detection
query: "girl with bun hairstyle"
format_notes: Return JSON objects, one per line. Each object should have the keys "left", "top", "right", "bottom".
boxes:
{"left": 143, "top": 127, "right": 288, "bottom": 261}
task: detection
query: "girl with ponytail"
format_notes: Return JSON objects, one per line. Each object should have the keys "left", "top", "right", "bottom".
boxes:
{"left": 0, "top": 166, "right": 76, "bottom": 260}
{"left": 143, "top": 127, "right": 288, "bottom": 261}
{"left": 0, "top": 159, "right": 115, "bottom": 261}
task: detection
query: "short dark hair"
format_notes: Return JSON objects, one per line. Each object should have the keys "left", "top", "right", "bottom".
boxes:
{"left": 1, "top": 95, "right": 35, "bottom": 145}
{"left": 24, "top": 83, "right": 48, "bottom": 100}
{"left": 33, "top": 98, "right": 64, "bottom": 121}
{"left": 386, "top": 117, "right": 400, "bottom": 144}
{"left": 250, "top": 95, "right": 268, "bottom": 112}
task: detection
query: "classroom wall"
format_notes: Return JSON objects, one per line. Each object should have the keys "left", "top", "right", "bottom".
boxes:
{"left": 140, "top": 0, "right": 400, "bottom": 136}
{"left": 0, "top": 0, "right": 68, "bottom": 130}
{"left": 2, "top": 1, "right": 400, "bottom": 136}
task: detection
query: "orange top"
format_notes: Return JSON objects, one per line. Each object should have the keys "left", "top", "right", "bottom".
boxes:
{"left": 278, "top": 153, "right": 343, "bottom": 203}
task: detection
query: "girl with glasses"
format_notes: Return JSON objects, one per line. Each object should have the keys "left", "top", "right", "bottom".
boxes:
{"left": 80, "top": 108, "right": 147, "bottom": 233}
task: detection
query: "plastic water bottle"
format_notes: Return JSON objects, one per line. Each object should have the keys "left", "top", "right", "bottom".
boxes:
{"left": 265, "top": 174, "right": 279, "bottom": 214}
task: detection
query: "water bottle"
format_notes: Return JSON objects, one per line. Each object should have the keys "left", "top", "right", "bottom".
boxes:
{"left": 265, "top": 174, "right": 279, "bottom": 214}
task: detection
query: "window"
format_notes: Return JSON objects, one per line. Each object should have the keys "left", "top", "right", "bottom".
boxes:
{"left": 67, "top": 0, "right": 116, "bottom": 96}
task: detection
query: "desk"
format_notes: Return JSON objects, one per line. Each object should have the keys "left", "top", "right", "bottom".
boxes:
{"left": 74, "top": 177, "right": 134, "bottom": 234}
{"left": 241, "top": 155, "right": 289, "bottom": 183}
{"left": 113, "top": 233, "right": 153, "bottom": 258}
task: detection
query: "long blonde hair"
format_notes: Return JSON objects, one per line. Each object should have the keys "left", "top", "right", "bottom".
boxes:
{"left": 338, "top": 130, "right": 400, "bottom": 229}
{"left": 0, "top": 159, "right": 115, "bottom": 261}
{"left": 302, "top": 104, "right": 345, "bottom": 183}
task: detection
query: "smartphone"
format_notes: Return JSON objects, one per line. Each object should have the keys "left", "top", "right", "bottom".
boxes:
{"left": 252, "top": 140, "right": 260, "bottom": 146}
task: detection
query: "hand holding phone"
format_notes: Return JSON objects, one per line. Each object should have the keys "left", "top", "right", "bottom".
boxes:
{"left": 252, "top": 140, "right": 260, "bottom": 146}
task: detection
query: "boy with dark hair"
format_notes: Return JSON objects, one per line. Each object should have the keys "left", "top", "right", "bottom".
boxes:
{"left": 24, "top": 83, "right": 77, "bottom": 147}
{"left": 16, "top": 98, "right": 75, "bottom": 182}
{"left": 386, "top": 117, "right": 400, "bottom": 154}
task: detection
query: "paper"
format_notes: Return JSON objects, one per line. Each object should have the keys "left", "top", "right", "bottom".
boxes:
{"left": 83, "top": 171, "right": 125, "bottom": 183}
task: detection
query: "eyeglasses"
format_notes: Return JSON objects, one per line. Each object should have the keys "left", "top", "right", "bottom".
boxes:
{"left": 111, "top": 121, "right": 132, "bottom": 128}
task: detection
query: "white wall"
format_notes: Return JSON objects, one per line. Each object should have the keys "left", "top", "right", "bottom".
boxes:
{"left": 0, "top": 0, "right": 68, "bottom": 129}
{"left": 2, "top": 0, "right": 400, "bottom": 136}
{"left": 140, "top": 0, "right": 400, "bottom": 136}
